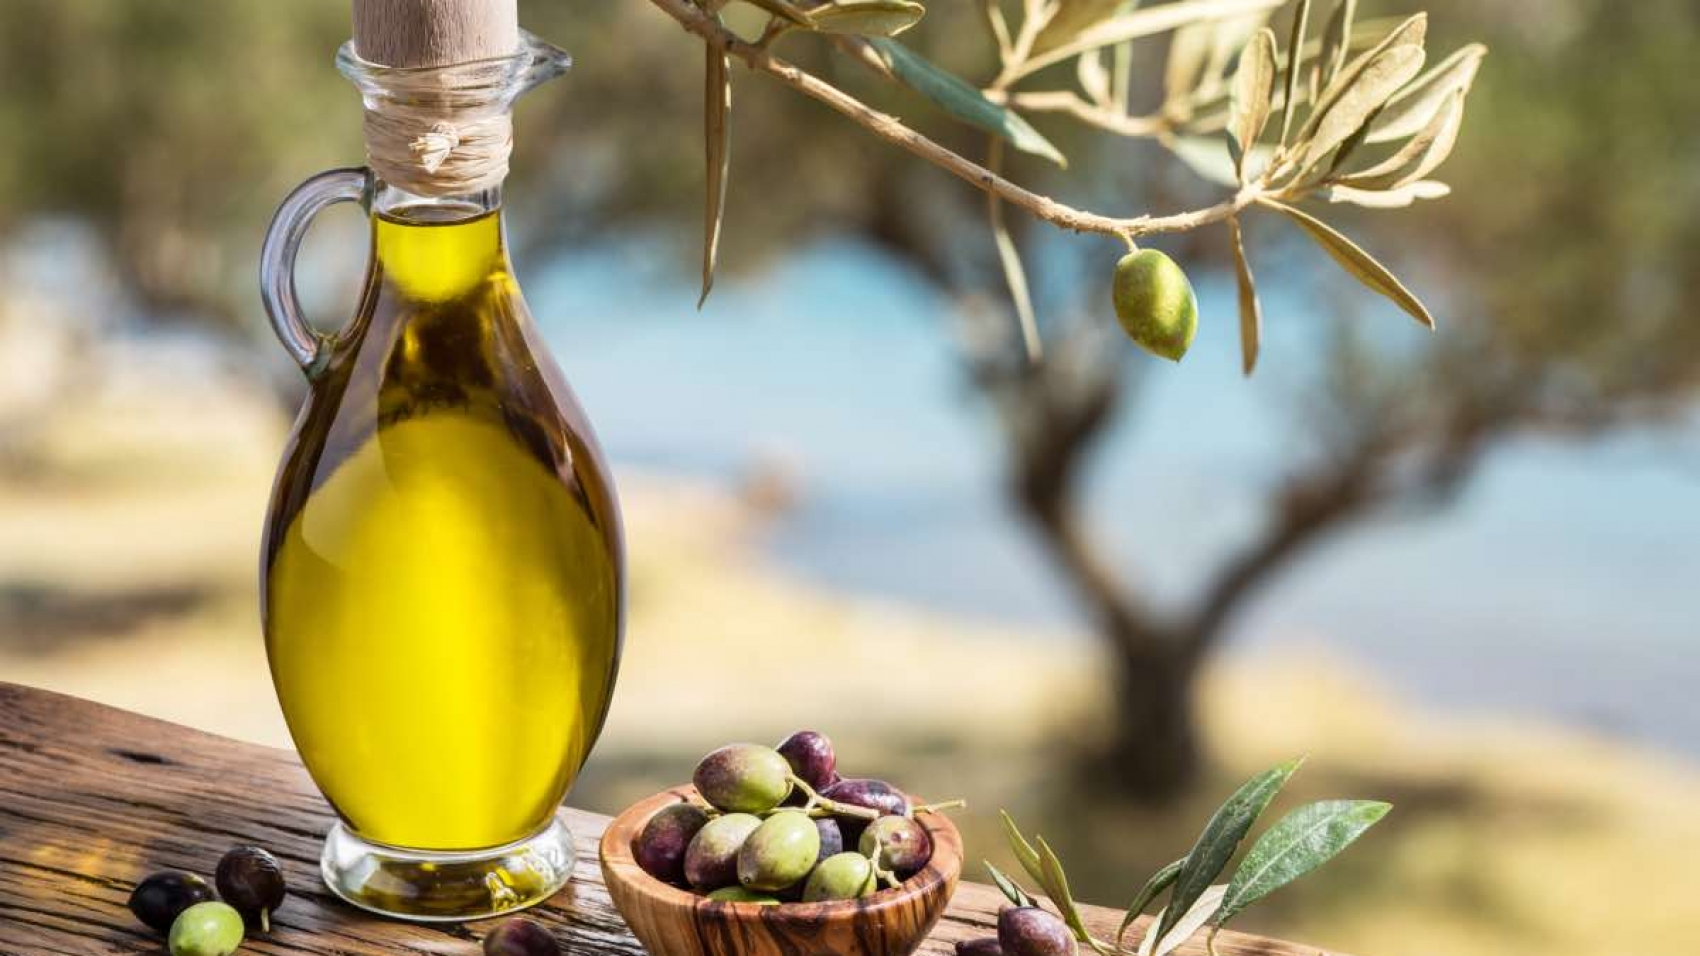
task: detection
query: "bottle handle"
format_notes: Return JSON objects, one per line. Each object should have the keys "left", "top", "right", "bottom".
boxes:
{"left": 259, "top": 167, "right": 372, "bottom": 374}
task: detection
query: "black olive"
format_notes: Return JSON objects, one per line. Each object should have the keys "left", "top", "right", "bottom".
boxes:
{"left": 214, "top": 846, "right": 286, "bottom": 932}
{"left": 128, "top": 870, "right": 215, "bottom": 935}
{"left": 484, "top": 917, "right": 561, "bottom": 956}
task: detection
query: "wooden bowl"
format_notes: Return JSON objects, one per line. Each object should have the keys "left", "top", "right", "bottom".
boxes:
{"left": 601, "top": 787, "right": 962, "bottom": 956}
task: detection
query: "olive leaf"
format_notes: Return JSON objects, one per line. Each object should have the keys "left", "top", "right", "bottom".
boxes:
{"left": 1000, "top": 809, "right": 1045, "bottom": 885}
{"left": 1182, "top": 16, "right": 1402, "bottom": 137}
{"left": 1366, "top": 42, "right": 1485, "bottom": 144}
{"left": 1169, "top": 133, "right": 1275, "bottom": 189}
{"left": 1292, "top": 14, "right": 1427, "bottom": 174}
{"left": 699, "top": 41, "right": 732, "bottom": 308}
{"left": 864, "top": 39, "right": 1067, "bottom": 167}
{"left": 1078, "top": 47, "right": 1113, "bottom": 106}
{"left": 1152, "top": 757, "right": 1303, "bottom": 946}
{"left": 1337, "top": 87, "right": 1464, "bottom": 190}
{"left": 1021, "top": 0, "right": 1286, "bottom": 78}
{"left": 989, "top": 182, "right": 1042, "bottom": 360}
{"left": 1198, "top": 10, "right": 1276, "bottom": 104}
{"left": 1037, "top": 835, "right": 1112, "bottom": 954}
{"left": 1260, "top": 198, "right": 1435, "bottom": 328}
{"left": 986, "top": 860, "right": 1038, "bottom": 908}
{"left": 1228, "top": 216, "right": 1261, "bottom": 375}
{"left": 1276, "top": 0, "right": 1310, "bottom": 145}
{"left": 808, "top": 0, "right": 925, "bottom": 37}
{"left": 1037, "top": 0, "right": 1133, "bottom": 54}
{"left": 1137, "top": 884, "right": 1227, "bottom": 956}
{"left": 739, "top": 0, "right": 814, "bottom": 27}
{"left": 1312, "top": 0, "right": 1357, "bottom": 96}
{"left": 1326, "top": 180, "right": 1449, "bottom": 208}
{"left": 1164, "top": 20, "right": 1220, "bottom": 116}
{"left": 1213, "top": 800, "right": 1392, "bottom": 929}
{"left": 1228, "top": 27, "right": 1277, "bottom": 180}
{"left": 1115, "top": 857, "right": 1184, "bottom": 951}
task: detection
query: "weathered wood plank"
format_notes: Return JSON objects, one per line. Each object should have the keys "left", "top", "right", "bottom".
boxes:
{"left": 0, "top": 682, "right": 1346, "bottom": 956}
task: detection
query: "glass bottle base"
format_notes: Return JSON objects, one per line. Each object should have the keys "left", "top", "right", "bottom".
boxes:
{"left": 320, "top": 813, "right": 576, "bottom": 922}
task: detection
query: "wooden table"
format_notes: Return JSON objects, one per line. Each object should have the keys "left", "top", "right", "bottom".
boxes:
{"left": 0, "top": 682, "right": 1340, "bottom": 956}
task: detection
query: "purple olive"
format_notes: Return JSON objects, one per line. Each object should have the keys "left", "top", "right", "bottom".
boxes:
{"left": 128, "top": 870, "right": 214, "bottom": 935}
{"left": 214, "top": 846, "right": 286, "bottom": 931}
{"left": 484, "top": 917, "right": 561, "bottom": 956}
{"left": 821, "top": 778, "right": 909, "bottom": 818}
{"left": 858, "top": 815, "right": 933, "bottom": 877}
{"left": 633, "top": 803, "right": 710, "bottom": 885}
{"left": 775, "top": 731, "right": 837, "bottom": 791}
{"left": 957, "top": 939, "right": 1006, "bottom": 956}
{"left": 814, "top": 817, "right": 844, "bottom": 863}
{"left": 683, "top": 812, "right": 762, "bottom": 891}
{"left": 998, "top": 907, "right": 1077, "bottom": 956}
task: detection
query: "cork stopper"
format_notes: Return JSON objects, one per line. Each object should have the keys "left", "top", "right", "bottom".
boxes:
{"left": 352, "top": 0, "right": 519, "bottom": 68}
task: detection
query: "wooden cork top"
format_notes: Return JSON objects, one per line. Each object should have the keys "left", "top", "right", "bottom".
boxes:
{"left": 352, "top": 0, "right": 519, "bottom": 68}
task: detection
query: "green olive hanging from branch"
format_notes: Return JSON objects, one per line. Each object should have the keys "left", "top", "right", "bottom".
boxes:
{"left": 1112, "top": 248, "right": 1199, "bottom": 362}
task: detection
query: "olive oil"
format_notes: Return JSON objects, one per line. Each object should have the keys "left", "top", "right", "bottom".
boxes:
{"left": 262, "top": 205, "right": 622, "bottom": 853}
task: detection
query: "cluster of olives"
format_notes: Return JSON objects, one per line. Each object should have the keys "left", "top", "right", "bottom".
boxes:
{"left": 632, "top": 730, "right": 960, "bottom": 904}
{"left": 127, "top": 846, "right": 286, "bottom": 956}
{"left": 1112, "top": 247, "right": 1199, "bottom": 362}
{"left": 956, "top": 906, "right": 1077, "bottom": 956}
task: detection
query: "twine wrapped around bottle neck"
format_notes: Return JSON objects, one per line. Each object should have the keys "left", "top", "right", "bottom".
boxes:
{"left": 358, "top": 82, "right": 513, "bottom": 196}
{"left": 337, "top": 32, "right": 569, "bottom": 199}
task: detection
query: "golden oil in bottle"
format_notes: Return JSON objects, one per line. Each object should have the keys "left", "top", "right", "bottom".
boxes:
{"left": 262, "top": 204, "right": 623, "bottom": 853}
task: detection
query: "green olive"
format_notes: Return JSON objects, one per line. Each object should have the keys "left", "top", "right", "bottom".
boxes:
{"left": 801, "top": 852, "right": 877, "bottom": 901}
{"left": 168, "top": 901, "right": 245, "bottom": 956}
{"left": 705, "top": 886, "right": 781, "bottom": 905}
{"left": 735, "top": 810, "right": 821, "bottom": 891}
{"left": 683, "top": 812, "right": 763, "bottom": 891}
{"left": 1111, "top": 249, "right": 1198, "bottom": 362}
{"left": 692, "top": 744, "right": 794, "bottom": 813}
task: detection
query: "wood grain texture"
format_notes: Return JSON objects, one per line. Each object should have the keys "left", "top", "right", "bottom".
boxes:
{"left": 601, "top": 788, "right": 959, "bottom": 956}
{"left": 352, "top": 0, "right": 519, "bottom": 68}
{"left": 0, "top": 682, "right": 1354, "bottom": 956}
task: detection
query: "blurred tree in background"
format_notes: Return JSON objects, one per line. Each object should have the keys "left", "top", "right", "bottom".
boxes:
{"left": 0, "top": 0, "right": 1695, "bottom": 800}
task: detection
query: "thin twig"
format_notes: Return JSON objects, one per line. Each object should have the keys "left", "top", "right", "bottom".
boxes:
{"left": 989, "top": 90, "right": 1168, "bottom": 138}
{"left": 648, "top": 0, "right": 1257, "bottom": 240}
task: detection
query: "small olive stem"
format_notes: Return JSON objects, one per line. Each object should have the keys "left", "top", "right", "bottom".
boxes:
{"left": 260, "top": 909, "right": 270, "bottom": 935}
{"left": 986, "top": 90, "right": 1168, "bottom": 139}
{"left": 1206, "top": 927, "right": 1223, "bottom": 956}
{"left": 790, "top": 775, "right": 880, "bottom": 820}
{"left": 910, "top": 798, "right": 967, "bottom": 816}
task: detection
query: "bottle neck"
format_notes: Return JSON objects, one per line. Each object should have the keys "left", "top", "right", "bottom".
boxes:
{"left": 371, "top": 178, "right": 503, "bottom": 221}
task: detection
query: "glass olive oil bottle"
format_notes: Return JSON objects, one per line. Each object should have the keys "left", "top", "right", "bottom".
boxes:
{"left": 258, "top": 28, "right": 619, "bottom": 921}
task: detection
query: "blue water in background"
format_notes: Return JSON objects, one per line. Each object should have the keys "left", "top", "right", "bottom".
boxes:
{"left": 525, "top": 237, "right": 1700, "bottom": 760}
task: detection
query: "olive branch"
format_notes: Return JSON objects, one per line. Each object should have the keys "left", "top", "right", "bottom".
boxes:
{"left": 653, "top": 0, "right": 1486, "bottom": 371}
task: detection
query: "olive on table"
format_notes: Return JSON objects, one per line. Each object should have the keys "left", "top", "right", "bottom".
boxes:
{"left": 957, "top": 939, "right": 1006, "bottom": 956}
{"left": 775, "top": 730, "right": 837, "bottom": 791}
{"left": 168, "top": 901, "right": 245, "bottom": 956}
{"left": 693, "top": 744, "right": 793, "bottom": 813}
{"left": 128, "top": 870, "right": 215, "bottom": 935}
{"left": 801, "top": 852, "right": 877, "bottom": 902}
{"left": 215, "top": 845, "right": 286, "bottom": 932}
{"left": 736, "top": 810, "right": 820, "bottom": 891}
{"left": 998, "top": 906, "right": 1078, "bottom": 956}
{"left": 483, "top": 917, "right": 561, "bottom": 956}
{"left": 633, "top": 802, "right": 710, "bottom": 884}
{"left": 683, "top": 812, "right": 763, "bottom": 891}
